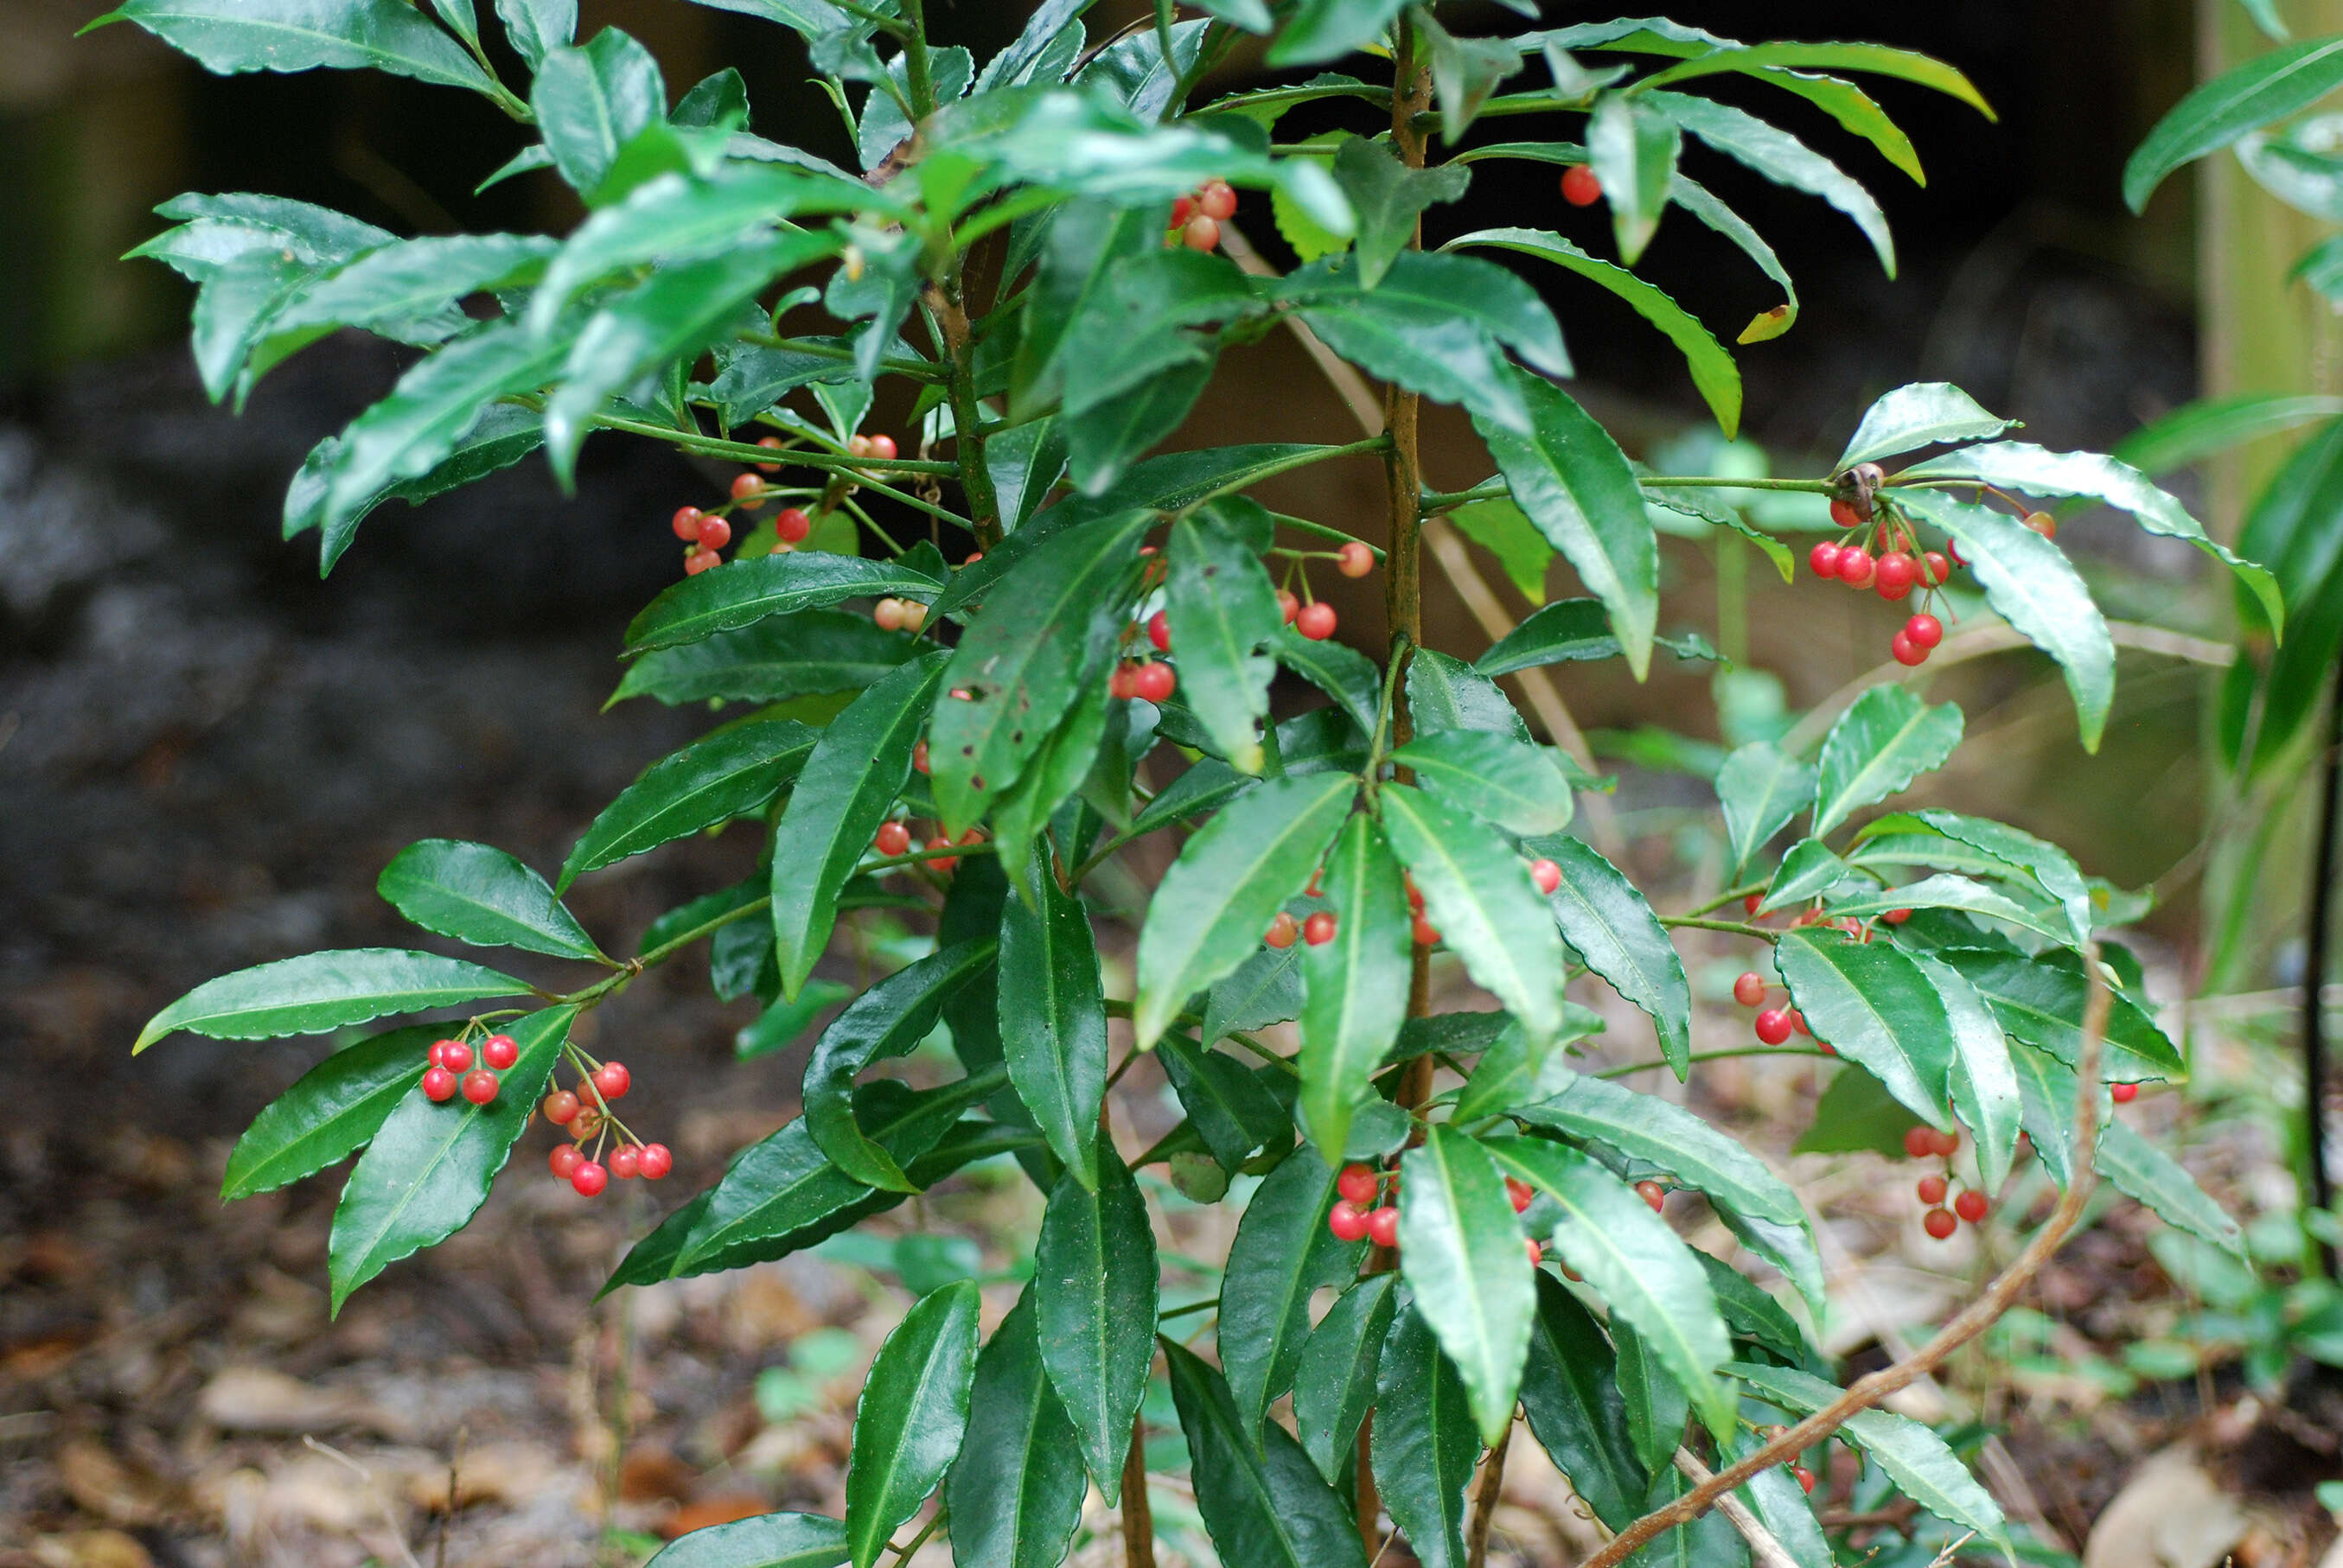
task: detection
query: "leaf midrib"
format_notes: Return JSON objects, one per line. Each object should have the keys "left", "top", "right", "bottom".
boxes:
{"left": 1816, "top": 704, "right": 1956, "bottom": 833}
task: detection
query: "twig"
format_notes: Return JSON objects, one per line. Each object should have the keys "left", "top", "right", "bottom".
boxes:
{"left": 1927, "top": 1529, "right": 1979, "bottom": 1568}
{"left": 1574, "top": 944, "right": 2110, "bottom": 1568}
{"left": 1466, "top": 1423, "right": 1513, "bottom": 1568}
{"left": 1671, "top": 1448, "right": 1799, "bottom": 1568}
{"left": 301, "top": 1436, "right": 424, "bottom": 1568}
{"left": 1121, "top": 1408, "right": 1156, "bottom": 1568}
{"left": 435, "top": 1426, "right": 465, "bottom": 1568}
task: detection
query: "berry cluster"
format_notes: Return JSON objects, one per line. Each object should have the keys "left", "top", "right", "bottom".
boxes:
{"left": 1325, "top": 1163, "right": 1545, "bottom": 1265}
{"left": 666, "top": 430, "right": 903, "bottom": 577}
{"left": 1797, "top": 473, "right": 2030, "bottom": 668}
{"left": 1899, "top": 1125, "right": 1986, "bottom": 1240}
{"left": 1110, "top": 609, "right": 1178, "bottom": 702}
{"left": 1727, "top": 971, "right": 1827, "bottom": 1053}
{"left": 541, "top": 1057, "right": 671, "bottom": 1197}
{"left": 872, "top": 817, "right": 986, "bottom": 876}
{"left": 1167, "top": 179, "right": 1238, "bottom": 252}
{"left": 872, "top": 596, "right": 930, "bottom": 633}
{"left": 419, "top": 1029, "right": 520, "bottom": 1106}
{"left": 1735, "top": 896, "right": 1912, "bottom": 947}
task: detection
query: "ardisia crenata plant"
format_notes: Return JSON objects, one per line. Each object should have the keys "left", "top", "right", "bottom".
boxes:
{"left": 103, "top": 0, "right": 2273, "bottom": 1564}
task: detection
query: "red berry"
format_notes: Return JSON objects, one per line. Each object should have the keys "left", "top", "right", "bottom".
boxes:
{"left": 866, "top": 434, "right": 898, "bottom": 462}
{"left": 1884, "top": 908, "right": 1912, "bottom": 925}
{"left": 1903, "top": 1126, "right": 1936, "bottom": 1160}
{"left": 1743, "top": 893, "right": 1763, "bottom": 915}
{"left": 754, "top": 434, "right": 783, "bottom": 472}
{"left": 1133, "top": 661, "right": 1177, "bottom": 703}
{"left": 1836, "top": 547, "right": 1875, "bottom": 588}
{"left": 1506, "top": 1176, "right": 1533, "bottom": 1214}
{"left": 1109, "top": 663, "right": 1137, "bottom": 700}
{"left": 1526, "top": 1238, "right": 1544, "bottom": 1265}
{"left": 543, "top": 1090, "right": 579, "bottom": 1125}
{"left": 1946, "top": 540, "right": 1968, "bottom": 568}
{"left": 874, "top": 597, "right": 907, "bottom": 632}
{"left": 638, "top": 1143, "right": 673, "bottom": 1179}
{"left": 846, "top": 435, "right": 871, "bottom": 459}
{"left": 1264, "top": 911, "right": 1299, "bottom": 949}
{"left": 1412, "top": 915, "right": 1441, "bottom": 947}
{"left": 482, "top": 1033, "right": 518, "bottom": 1070}
{"left": 1923, "top": 1207, "right": 1957, "bottom": 1240}
{"left": 461, "top": 1068, "right": 499, "bottom": 1105}
{"left": 1635, "top": 1180, "right": 1666, "bottom": 1213}
{"left": 1295, "top": 602, "right": 1337, "bottom": 641}
{"left": 1198, "top": 181, "right": 1238, "bottom": 222}
{"left": 571, "top": 1106, "right": 603, "bottom": 1140}
{"left": 1336, "top": 540, "right": 1375, "bottom": 577}
{"left": 1529, "top": 857, "right": 1562, "bottom": 896}
{"left": 1328, "top": 1199, "right": 1371, "bottom": 1241}
{"left": 685, "top": 548, "right": 721, "bottom": 576}
{"left": 549, "top": 1143, "right": 584, "bottom": 1179}
{"left": 912, "top": 739, "right": 930, "bottom": 774}
{"left": 2023, "top": 510, "right": 2057, "bottom": 539}
{"left": 1733, "top": 972, "right": 1766, "bottom": 1008}
{"left": 1808, "top": 541, "right": 1844, "bottom": 578}
{"left": 1789, "top": 1009, "right": 1808, "bottom": 1036}
{"left": 696, "top": 516, "right": 732, "bottom": 551}
{"left": 924, "top": 836, "right": 959, "bottom": 875}
{"left": 1829, "top": 497, "right": 1862, "bottom": 529}
{"left": 571, "top": 1160, "right": 609, "bottom": 1197}
{"left": 1366, "top": 1205, "right": 1401, "bottom": 1249}
{"left": 1303, "top": 911, "right": 1337, "bottom": 946}
{"left": 593, "top": 1061, "right": 631, "bottom": 1101}
{"left": 730, "top": 473, "right": 766, "bottom": 508}
{"left": 1921, "top": 551, "right": 1951, "bottom": 585}
{"left": 1146, "top": 609, "right": 1172, "bottom": 652}
{"left": 1337, "top": 1163, "right": 1380, "bottom": 1206}
{"left": 1930, "top": 1127, "right": 1960, "bottom": 1157}
{"left": 422, "top": 1066, "right": 458, "bottom": 1102}
{"left": 1917, "top": 1174, "right": 1948, "bottom": 1205}
{"left": 1954, "top": 1189, "right": 1988, "bottom": 1223}
{"left": 1277, "top": 590, "right": 1299, "bottom": 624}
{"left": 875, "top": 821, "right": 912, "bottom": 857}
{"left": 426, "top": 1038, "right": 454, "bottom": 1068}
{"left": 609, "top": 1144, "right": 642, "bottom": 1179}
{"left": 1875, "top": 551, "right": 1916, "bottom": 596}
{"left": 2110, "top": 1081, "right": 2139, "bottom": 1103}
{"left": 1904, "top": 613, "right": 1944, "bottom": 649}
{"left": 1793, "top": 1466, "right": 1816, "bottom": 1495}
{"left": 1183, "top": 215, "right": 1221, "bottom": 252}
{"left": 1891, "top": 631, "right": 1927, "bottom": 667}
{"left": 1754, "top": 1008, "right": 1792, "bottom": 1045}
{"left": 437, "top": 1039, "right": 472, "bottom": 1074}
{"left": 1171, "top": 194, "right": 1194, "bottom": 227}
{"left": 1560, "top": 164, "right": 1602, "bottom": 206}
{"left": 776, "top": 507, "right": 811, "bottom": 544}
{"left": 671, "top": 506, "right": 705, "bottom": 541}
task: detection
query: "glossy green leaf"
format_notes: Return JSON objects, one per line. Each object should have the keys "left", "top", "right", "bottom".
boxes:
{"left": 1811, "top": 685, "right": 1963, "bottom": 837}
{"left": 1160, "top": 1035, "right": 1289, "bottom": 1170}
{"left": 1899, "top": 442, "right": 2282, "bottom": 630}
{"left": 1419, "top": 9, "right": 1520, "bottom": 141}
{"left": 625, "top": 553, "right": 944, "bottom": 657}
{"left": 1203, "top": 943, "right": 1303, "bottom": 1042}
{"left": 284, "top": 405, "right": 544, "bottom": 570}
{"left": 770, "top": 652, "right": 948, "bottom": 998}
{"left": 327, "top": 1006, "right": 574, "bottom": 1310}
{"left": 1516, "top": 1073, "right": 1802, "bottom": 1224}
{"left": 88, "top": 0, "right": 495, "bottom": 93}
{"left": 1065, "top": 356, "right": 1216, "bottom": 494}
{"left": 1059, "top": 247, "right": 1260, "bottom": 420}
{"left": 931, "top": 510, "right": 1150, "bottom": 832}
{"left": 1755, "top": 838, "right": 1852, "bottom": 915}
{"left": 1611, "top": 1317, "right": 1689, "bottom": 1474}
{"left": 1330, "top": 135, "right": 1472, "bottom": 287}
{"left": 1484, "top": 1136, "right": 1733, "bottom": 1438}
{"left": 1532, "top": 834, "right": 1690, "bottom": 1074}
{"left": 132, "top": 191, "right": 393, "bottom": 281}
{"left": 1906, "top": 953, "right": 2020, "bottom": 1195}
{"left": 998, "top": 848, "right": 1108, "bottom": 1189}
{"left": 1869, "top": 809, "right": 2096, "bottom": 945}
{"left": 1221, "top": 1146, "right": 1366, "bottom": 1437}
{"left": 2124, "top": 35, "right": 2343, "bottom": 210}
{"left": 2111, "top": 391, "right": 2343, "bottom": 478}
{"left": 986, "top": 417, "right": 1069, "bottom": 534}
{"left": 1646, "top": 89, "right": 1895, "bottom": 277}
{"left": 1723, "top": 1361, "right": 2008, "bottom": 1546}
{"left": 1835, "top": 382, "right": 2016, "bottom": 472}
{"left": 1698, "top": 1254, "right": 1812, "bottom": 1368}
{"left": 1448, "top": 497, "right": 1555, "bottom": 602}
{"left": 1451, "top": 1008, "right": 1601, "bottom": 1124}
{"left": 612, "top": 612, "right": 917, "bottom": 707}
{"left": 1371, "top": 1304, "right": 1480, "bottom": 1568}
{"left": 1133, "top": 774, "right": 1356, "bottom": 1050}
{"left": 1390, "top": 730, "right": 1574, "bottom": 835}
{"left": 1406, "top": 647, "right": 1531, "bottom": 743}
{"left": 1474, "top": 596, "right": 1624, "bottom": 675}
{"left": 1293, "top": 1272, "right": 1395, "bottom": 1483}
{"left": 706, "top": 336, "right": 859, "bottom": 426}
{"left": 1035, "top": 1139, "right": 1157, "bottom": 1500}
{"left": 136, "top": 949, "right": 530, "bottom": 1053}
{"left": 493, "top": 0, "right": 572, "bottom": 65}
{"left": 802, "top": 940, "right": 996, "bottom": 1190}
{"left": 644, "top": 1513, "right": 848, "bottom": 1568}
{"left": 1167, "top": 508, "right": 1282, "bottom": 773}
{"left": 1448, "top": 228, "right": 1740, "bottom": 440}
{"left": 945, "top": 1289, "right": 1088, "bottom": 1568}
{"left": 1777, "top": 927, "right": 1953, "bottom": 1125}
{"left": 2097, "top": 1119, "right": 2246, "bottom": 1256}
{"left": 1519, "top": 1272, "right": 1645, "bottom": 1531}
{"left": 1715, "top": 741, "right": 1816, "bottom": 876}
{"left": 1012, "top": 201, "right": 1157, "bottom": 419}
{"left": 1670, "top": 171, "right": 1801, "bottom": 342}
{"left": 1267, "top": 0, "right": 1406, "bottom": 66}
{"left": 263, "top": 232, "right": 552, "bottom": 353}
{"left": 222, "top": 1025, "right": 436, "bottom": 1200}
{"left": 1471, "top": 367, "right": 1661, "bottom": 675}
{"left": 844, "top": 1281, "right": 980, "bottom": 1568}
{"left": 1588, "top": 92, "right": 1681, "bottom": 262}
{"left": 1638, "top": 40, "right": 1994, "bottom": 117}
{"left": 376, "top": 838, "right": 603, "bottom": 961}
{"left": 1792, "top": 1061, "right": 1920, "bottom": 1160}
{"left": 1297, "top": 815, "right": 1411, "bottom": 1162}
{"left": 1281, "top": 244, "right": 1574, "bottom": 378}
{"left": 1163, "top": 1342, "right": 1369, "bottom": 1568}
{"left": 1397, "top": 1126, "right": 1535, "bottom": 1444}
{"left": 560, "top": 719, "right": 816, "bottom": 889}
{"left": 532, "top": 29, "right": 666, "bottom": 196}
{"left": 1938, "top": 947, "right": 2183, "bottom": 1083}
{"left": 1381, "top": 785, "right": 1566, "bottom": 1049}
{"left": 1828, "top": 874, "right": 2072, "bottom": 947}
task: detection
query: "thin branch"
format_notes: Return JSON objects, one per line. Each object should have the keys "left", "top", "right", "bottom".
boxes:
{"left": 1574, "top": 944, "right": 2110, "bottom": 1568}
{"left": 1671, "top": 1448, "right": 1800, "bottom": 1568}
{"left": 1466, "top": 1423, "right": 1512, "bottom": 1568}
{"left": 1121, "top": 1407, "right": 1157, "bottom": 1568}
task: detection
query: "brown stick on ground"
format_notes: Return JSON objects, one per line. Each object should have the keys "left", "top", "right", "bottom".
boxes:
{"left": 1575, "top": 945, "right": 2112, "bottom": 1568}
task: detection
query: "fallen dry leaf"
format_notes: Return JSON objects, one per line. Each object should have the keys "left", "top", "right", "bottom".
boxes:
{"left": 661, "top": 1495, "right": 774, "bottom": 1539}
{"left": 2083, "top": 1445, "right": 2257, "bottom": 1568}
{"left": 55, "top": 1440, "right": 173, "bottom": 1527}
{"left": 28, "top": 1531, "right": 153, "bottom": 1568}
{"left": 405, "top": 1439, "right": 570, "bottom": 1512}
{"left": 195, "top": 1367, "right": 403, "bottom": 1438}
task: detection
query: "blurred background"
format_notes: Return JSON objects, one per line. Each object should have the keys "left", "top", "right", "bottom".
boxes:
{"left": 2, "top": 1, "right": 2340, "bottom": 1565}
